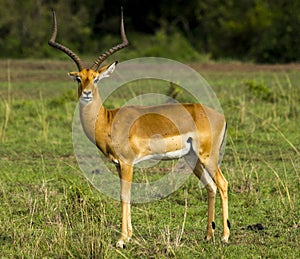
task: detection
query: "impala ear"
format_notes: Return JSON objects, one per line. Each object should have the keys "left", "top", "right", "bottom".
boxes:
{"left": 97, "top": 61, "right": 118, "bottom": 80}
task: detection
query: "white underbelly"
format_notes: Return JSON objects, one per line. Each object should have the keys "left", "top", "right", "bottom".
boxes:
{"left": 133, "top": 133, "right": 195, "bottom": 165}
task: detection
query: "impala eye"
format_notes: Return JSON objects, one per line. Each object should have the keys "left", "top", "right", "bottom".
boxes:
{"left": 94, "top": 77, "right": 100, "bottom": 84}
{"left": 75, "top": 77, "right": 81, "bottom": 83}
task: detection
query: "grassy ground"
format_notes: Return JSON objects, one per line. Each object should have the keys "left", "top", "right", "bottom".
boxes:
{"left": 0, "top": 59, "right": 299, "bottom": 258}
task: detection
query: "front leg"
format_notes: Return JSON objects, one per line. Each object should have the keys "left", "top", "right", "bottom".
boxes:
{"left": 116, "top": 163, "right": 133, "bottom": 249}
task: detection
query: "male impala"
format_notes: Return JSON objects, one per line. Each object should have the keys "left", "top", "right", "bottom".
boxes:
{"left": 49, "top": 8, "right": 230, "bottom": 248}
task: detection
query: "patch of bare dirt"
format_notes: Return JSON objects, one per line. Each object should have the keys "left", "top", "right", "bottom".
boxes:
{"left": 0, "top": 59, "right": 77, "bottom": 82}
{"left": 190, "top": 62, "right": 300, "bottom": 72}
{"left": 1, "top": 59, "right": 300, "bottom": 83}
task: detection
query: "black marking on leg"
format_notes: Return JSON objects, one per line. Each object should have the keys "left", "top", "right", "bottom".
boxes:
{"left": 227, "top": 219, "right": 231, "bottom": 229}
{"left": 212, "top": 221, "right": 216, "bottom": 230}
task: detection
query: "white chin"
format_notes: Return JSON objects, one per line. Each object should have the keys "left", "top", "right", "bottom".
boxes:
{"left": 79, "top": 97, "right": 92, "bottom": 104}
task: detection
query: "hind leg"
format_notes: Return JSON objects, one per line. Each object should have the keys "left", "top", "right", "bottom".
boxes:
{"left": 213, "top": 167, "right": 230, "bottom": 243}
{"left": 192, "top": 160, "right": 217, "bottom": 241}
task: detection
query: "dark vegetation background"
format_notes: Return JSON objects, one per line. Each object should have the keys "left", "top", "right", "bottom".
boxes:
{"left": 1, "top": 0, "right": 300, "bottom": 63}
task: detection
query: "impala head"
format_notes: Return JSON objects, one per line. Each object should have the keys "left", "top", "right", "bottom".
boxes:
{"left": 69, "top": 62, "right": 117, "bottom": 104}
{"left": 48, "top": 8, "right": 128, "bottom": 104}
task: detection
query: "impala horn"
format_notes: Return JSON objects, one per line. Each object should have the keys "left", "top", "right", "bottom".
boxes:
{"left": 48, "top": 8, "right": 84, "bottom": 71}
{"left": 90, "top": 7, "right": 129, "bottom": 71}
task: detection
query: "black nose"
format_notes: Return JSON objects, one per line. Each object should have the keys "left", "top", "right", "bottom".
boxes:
{"left": 83, "top": 91, "right": 92, "bottom": 96}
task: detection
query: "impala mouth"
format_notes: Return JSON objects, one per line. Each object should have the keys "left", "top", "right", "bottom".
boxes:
{"left": 80, "top": 95, "right": 93, "bottom": 103}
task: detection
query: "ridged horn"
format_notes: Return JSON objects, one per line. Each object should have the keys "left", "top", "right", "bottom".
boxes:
{"left": 48, "top": 9, "right": 84, "bottom": 71}
{"left": 90, "top": 7, "right": 129, "bottom": 71}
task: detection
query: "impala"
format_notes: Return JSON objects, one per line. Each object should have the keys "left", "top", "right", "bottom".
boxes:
{"left": 49, "top": 8, "right": 230, "bottom": 248}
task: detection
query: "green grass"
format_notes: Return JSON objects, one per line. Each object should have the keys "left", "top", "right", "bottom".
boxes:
{"left": 0, "top": 60, "right": 299, "bottom": 258}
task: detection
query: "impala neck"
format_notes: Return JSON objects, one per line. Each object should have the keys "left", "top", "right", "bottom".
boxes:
{"left": 79, "top": 88, "right": 106, "bottom": 143}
